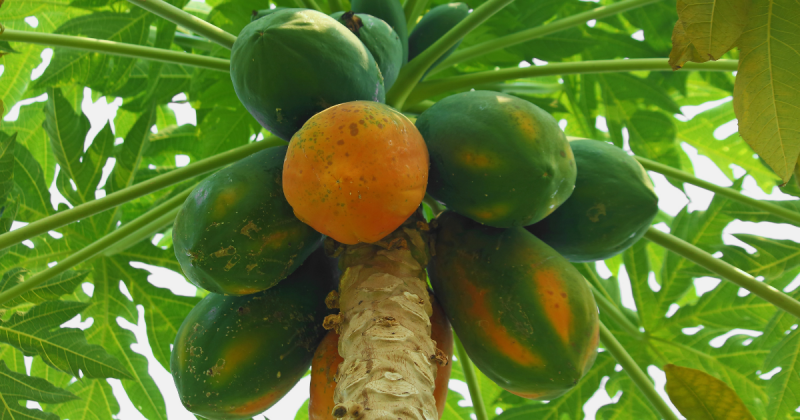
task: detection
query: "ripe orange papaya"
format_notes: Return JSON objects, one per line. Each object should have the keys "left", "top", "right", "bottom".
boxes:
{"left": 428, "top": 211, "right": 599, "bottom": 400}
{"left": 309, "top": 293, "right": 452, "bottom": 419}
{"left": 282, "top": 101, "right": 429, "bottom": 244}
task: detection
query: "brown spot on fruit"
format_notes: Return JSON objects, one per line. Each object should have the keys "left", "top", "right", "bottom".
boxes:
{"left": 586, "top": 203, "right": 606, "bottom": 222}
{"left": 349, "top": 123, "right": 359, "bottom": 136}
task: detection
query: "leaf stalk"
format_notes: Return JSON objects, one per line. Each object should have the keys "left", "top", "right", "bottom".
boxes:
{"left": 126, "top": 0, "right": 237, "bottom": 49}
{"left": 405, "top": 0, "right": 431, "bottom": 31}
{"left": 101, "top": 206, "right": 180, "bottom": 257}
{"left": 599, "top": 322, "right": 679, "bottom": 420}
{"left": 407, "top": 58, "right": 737, "bottom": 105}
{"left": 644, "top": 227, "right": 800, "bottom": 320}
{"left": 0, "top": 188, "right": 191, "bottom": 307}
{"left": 636, "top": 156, "right": 800, "bottom": 226}
{"left": 454, "top": 334, "right": 489, "bottom": 420}
{"left": 387, "top": 0, "right": 516, "bottom": 110}
{"left": 0, "top": 29, "right": 230, "bottom": 72}
{"left": 588, "top": 283, "right": 642, "bottom": 337}
{"left": 428, "top": 0, "right": 665, "bottom": 75}
{"left": 0, "top": 139, "right": 284, "bottom": 252}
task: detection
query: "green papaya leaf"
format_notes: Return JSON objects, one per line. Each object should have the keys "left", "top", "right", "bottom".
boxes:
{"left": 0, "top": 360, "right": 77, "bottom": 420}
{"left": 733, "top": 0, "right": 800, "bottom": 183}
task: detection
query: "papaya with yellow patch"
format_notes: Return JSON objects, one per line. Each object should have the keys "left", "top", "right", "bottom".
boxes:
{"left": 415, "top": 91, "right": 576, "bottom": 228}
{"left": 231, "top": 9, "right": 385, "bottom": 140}
{"left": 308, "top": 293, "right": 453, "bottom": 419}
{"left": 171, "top": 247, "right": 335, "bottom": 419}
{"left": 526, "top": 139, "right": 659, "bottom": 262}
{"left": 428, "top": 211, "right": 599, "bottom": 400}
{"left": 173, "top": 146, "right": 322, "bottom": 295}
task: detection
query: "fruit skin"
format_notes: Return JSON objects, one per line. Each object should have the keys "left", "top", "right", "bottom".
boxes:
{"left": 308, "top": 293, "right": 453, "bottom": 419}
{"left": 428, "top": 211, "right": 599, "bottom": 400}
{"left": 171, "top": 247, "right": 336, "bottom": 420}
{"left": 351, "top": 0, "right": 409, "bottom": 63}
{"left": 173, "top": 146, "right": 322, "bottom": 295}
{"left": 408, "top": 3, "right": 469, "bottom": 76}
{"left": 283, "top": 101, "right": 429, "bottom": 245}
{"left": 527, "top": 140, "right": 659, "bottom": 262}
{"left": 416, "top": 91, "right": 576, "bottom": 228}
{"left": 230, "top": 9, "right": 385, "bottom": 140}
{"left": 330, "top": 11, "right": 403, "bottom": 90}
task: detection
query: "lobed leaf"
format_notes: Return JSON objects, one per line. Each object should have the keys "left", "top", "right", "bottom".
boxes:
{"left": 0, "top": 300, "right": 130, "bottom": 379}
{"left": 0, "top": 360, "right": 77, "bottom": 420}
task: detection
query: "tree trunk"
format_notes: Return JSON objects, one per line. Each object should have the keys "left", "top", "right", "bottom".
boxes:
{"left": 324, "top": 211, "right": 442, "bottom": 420}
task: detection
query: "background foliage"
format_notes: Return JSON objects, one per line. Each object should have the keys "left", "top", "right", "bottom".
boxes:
{"left": 1, "top": 0, "right": 799, "bottom": 418}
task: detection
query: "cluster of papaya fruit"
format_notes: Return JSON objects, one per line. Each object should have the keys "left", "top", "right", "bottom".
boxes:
{"left": 169, "top": 1, "right": 660, "bottom": 419}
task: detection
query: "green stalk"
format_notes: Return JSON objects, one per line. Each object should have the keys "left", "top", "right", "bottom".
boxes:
{"left": 0, "top": 29, "right": 230, "bottom": 72}
{"left": 454, "top": 334, "right": 489, "bottom": 420}
{"left": 644, "top": 227, "right": 800, "bottom": 319}
{"left": 428, "top": 0, "right": 664, "bottom": 75}
{"left": 126, "top": 0, "right": 237, "bottom": 49}
{"left": 599, "top": 322, "right": 679, "bottom": 420}
{"left": 387, "top": 0, "right": 516, "bottom": 110}
{"left": 423, "top": 193, "right": 445, "bottom": 215}
{"left": 303, "top": 0, "right": 324, "bottom": 12}
{"left": 587, "top": 283, "right": 642, "bottom": 337}
{"left": 0, "top": 189, "right": 191, "bottom": 307}
{"left": 102, "top": 206, "right": 180, "bottom": 257}
{"left": 0, "top": 138, "right": 285, "bottom": 252}
{"left": 404, "top": 100, "right": 436, "bottom": 114}
{"left": 636, "top": 156, "right": 800, "bottom": 226}
{"left": 405, "top": 0, "right": 431, "bottom": 31}
{"left": 406, "top": 59, "right": 737, "bottom": 105}
{"left": 329, "top": 0, "right": 345, "bottom": 13}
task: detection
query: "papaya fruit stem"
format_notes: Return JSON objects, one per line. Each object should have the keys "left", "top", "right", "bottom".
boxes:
{"left": 599, "top": 322, "right": 681, "bottom": 420}
{"left": 333, "top": 211, "right": 439, "bottom": 419}
{"left": 454, "top": 334, "right": 489, "bottom": 420}
{"left": 645, "top": 227, "right": 800, "bottom": 320}
{"left": 0, "top": 186, "right": 193, "bottom": 307}
{"left": 126, "top": 0, "right": 237, "bottom": 49}
{"left": 387, "top": 0, "right": 515, "bottom": 110}
{"left": 329, "top": 0, "right": 345, "bottom": 13}
{"left": 0, "top": 138, "right": 286, "bottom": 252}
{"left": 0, "top": 29, "right": 230, "bottom": 72}
{"left": 406, "top": 58, "right": 739, "bottom": 106}
{"left": 586, "top": 282, "right": 643, "bottom": 338}
{"left": 427, "top": 0, "right": 666, "bottom": 76}
{"left": 635, "top": 155, "right": 800, "bottom": 226}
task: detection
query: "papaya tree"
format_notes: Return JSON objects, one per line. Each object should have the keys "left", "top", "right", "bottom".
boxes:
{"left": 1, "top": 0, "right": 799, "bottom": 418}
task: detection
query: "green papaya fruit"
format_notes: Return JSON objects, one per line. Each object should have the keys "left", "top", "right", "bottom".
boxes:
{"left": 415, "top": 91, "right": 576, "bottom": 228}
{"left": 171, "top": 247, "right": 335, "bottom": 419}
{"left": 173, "top": 146, "right": 323, "bottom": 296}
{"left": 331, "top": 11, "right": 403, "bottom": 90}
{"left": 351, "top": 0, "right": 409, "bottom": 63}
{"left": 526, "top": 139, "right": 659, "bottom": 262}
{"left": 429, "top": 211, "right": 599, "bottom": 400}
{"left": 408, "top": 3, "right": 469, "bottom": 76}
{"left": 230, "top": 9, "right": 385, "bottom": 140}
